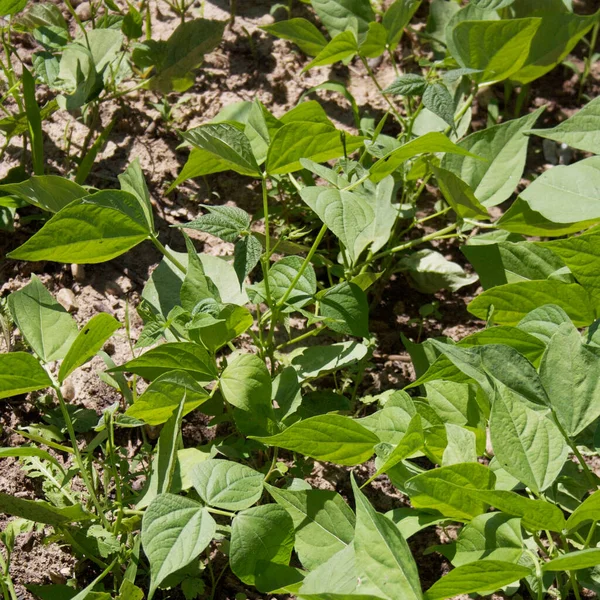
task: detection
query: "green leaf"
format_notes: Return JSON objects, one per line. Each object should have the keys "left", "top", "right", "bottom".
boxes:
{"left": 318, "top": 282, "right": 369, "bottom": 337}
{"left": 516, "top": 156, "right": 600, "bottom": 224}
{"left": 370, "top": 131, "right": 481, "bottom": 183}
{"left": 180, "top": 235, "right": 219, "bottom": 312}
{"left": 423, "top": 83, "right": 454, "bottom": 128}
{"left": 311, "top": 0, "right": 375, "bottom": 41}
{"left": 251, "top": 414, "right": 378, "bottom": 466}
{"left": 146, "top": 18, "right": 225, "bottom": 93}
{"left": 303, "top": 30, "right": 357, "bottom": 71}
{"left": 383, "top": 0, "right": 420, "bottom": 49}
{"left": 234, "top": 235, "right": 263, "bottom": 288}
{"left": 261, "top": 18, "right": 328, "bottom": 56}
{"left": 254, "top": 255, "right": 317, "bottom": 307}
{"left": 447, "top": 18, "right": 541, "bottom": 84}
{"left": 192, "top": 459, "right": 264, "bottom": 511}
{"left": 363, "top": 415, "right": 423, "bottom": 487}
{"left": 529, "top": 96, "right": 600, "bottom": 155}
{"left": 423, "top": 560, "right": 531, "bottom": 600}
{"left": 266, "top": 122, "right": 364, "bottom": 175}
{"left": 398, "top": 249, "right": 478, "bottom": 294}
{"left": 266, "top": 484, "right": 355, "bottom": 571}
{"left": 566, "top": 490, "right": 600, "bottom": 533}
{"left": 468, "top": 280, "right": 596, "bottom": 327}
{"left": 118, "top": 159, "right": 155, "bottom": 233}
{"left": 181, "top": 123, "right": 261, "bottom": 177}
{"left": 405, "top": 463, "right": 495, "bottom": 520}
{"left": 382, "top": 73, "right": 427, "bottom": 96}
{"left": 125, "top": 371, "right": 209, "bottom": 425}
{"left": 8, "top": 191, "right": 150, "bottom": 264}
{"left": 230, "top": 504, "right": 295, "bottom": 585}
{"left": 462, "top": 240, "right": 566, "bottom": 290}
{"left": 442, "top": 107, "right": 543, "bottom": 207}
{"left": 58, "top": 314, "right": 120, "bottom": 383}
{"left": 490, "top": 383, "right": 568, "bottom": 493}
{"left": 22, "top": 67, "right": 43, "bottom": 176}
{"left": 543, "top": 548, "right": 600, "bottom": 572}
{"left": 446, "top": 513, "right": 524, "bottom": 567}
{"left": 168, "top": 148, "right": 231, "bottom": 190}
{"left": 141, "top": 494, "right": 216, "bottom": 599}
{"left": 359, "top": 21, "right": 388, "bottom": 59}
{"left": 111, "top": 342, "right": 217, "bottom": 382}
{"left": 0, "top": 492, "right": 91, "bottom": 526}
{"left": 517, "top": 304, "right": 572, "bottom": 344}
{"left": 540, "top": 322, "right": 600, "bottom": 436}
{"left": 188, "top": 304, "right": 254, "bottom": 353}
{"left": 289, "top": 341, "right": 368, "bottom": 381}
{"left": 0, "top": 0, "right": 27, "bottom": 16}
{"left": 432, "top": 166, "right": 488, "bottom": 221}
{"left": 352, "top": 476, "right": 422, "bottom": 600}
{"left": 8, "top": 274, "right": 78, "bottom": 362}
{"left": 472, "top": 490, "right": 566, "bottom": 532}
{"left": 181, "top": 205, "right": 251, "bottom": 243}
{"left": 0, "top": 352, "right": 52, "bottom": 400}
{"left": 385, "top": 508, "right": 447, "bottom": 540}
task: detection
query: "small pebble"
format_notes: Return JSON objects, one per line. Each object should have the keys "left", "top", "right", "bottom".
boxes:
{"left": 75, "top": 2, "right": 92, "bottom": 20}
{"left": 60, "top": 380, "right": 76, "bottom": 401}
{"left": 71, "top": 263, "right": 85, "bottom": 283}
{"left": 56, "top": 288, "right": 78, "bottom": 313}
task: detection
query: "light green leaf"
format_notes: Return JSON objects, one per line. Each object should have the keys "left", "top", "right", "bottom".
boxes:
{"left": 230, "top": 504, "right": 295, "bottom": 585}
{"left": 289, "top": 341, "right": 368, "bottom": 381}
{"left": 441, "top": 424, "right": 477, "bottom": 466}
{"left": 385, "top": 508, "right": 447, "bottom": 540}
{"left": 352, "top": 476, "right": 422, "bottom": 600}
{"left": 180, "top": 205, "right": 251, "bottom": 243}
{"left": 359, "top": 21, "right": 387, "bottom": 58}
{"left": 423, "top": 83, "right": 454, "bottom": 127}
{"left": 234, "top": 235, "right": 262, "bottom": 288}
{"left": 311, "top": 0, "right": 375, "bottom": 41}
{"left": 141, "top": 494, "right": 216, "bottom": 599}
{"left": 58, "top": 314, "right": 120, "bottom": 383}
{"left": 566, "top": 490, "right": 600, "bottom": 533}
{"left": 383, "top": 0, "right": 420, "bottom": 49}
{"left": 220, "top": 353, "right": 271, "bottom": 412}
{"left": 432, "top": 166, "right": 488, "bottom": 221}
{"left": 448, "top": 513, "right": 524, "bottom": 567}
{"left": 517, "top": 304, "right": 572, "bottom": 344}
{"left": 424, "top": 560, "right": 531, "bottom": 600}
{"left": 251, "top": 414, "right": 378, "bottom": 466}
{"left": 424, "top": 380, "right": 482, "bottom": 428}
{"left": 0, "top": 492, "right": 92, "bottom": 526}
{"left": 192, "top": 459, "right": 264, "bottom": 511}
{"left": 111, "top": 342, "right": 216, "bottom": 382}
{"left": 540, "top": 322, "right": 600, "bottom": 436}
{"left": 254, "top": 255, "right": 316, "bottom": 308}
{"left": 468, "top": 280, "right": 595, "bottom": 326}
{"left": 382, "top": 73, "right": 427, "bottom": 96}
{"left": 261, "top": 18, "right": 328, "bottom": 56}
{"left": 300, "top": 186, "right": 374, "bottom": 264}
{"left": 543, "top": 548, "right": 600, "bottom": 572}
{"left": 0, "top": 352, "right": 52, "bottom": 400}
{"left": 447, "top": 18, "right": 541, "bottom": 84}
{"left": 267, "top": 122, "right": 364, "bottom": 175}
{"left": 168, "top": 148, "right": 231, "bottom": 190}
{"left": 125, "top": 371, "right": 209, "bottom": 425}
{"left": 528, "top": 96, "right": 600, "bottom": 155}
{"left": 370, "top": 131, "right": 480, "bottom": 183}
{"left": 8, "top": 275, "right": 78, "bottom": 362}
{"left": 442, "top": 107, "right": 543, "bottom": 207}
{"left": 0, "top": 175, "right": 87, "bottom": 213}
{"left": 490, "top": 383, "right": 568, "bottom": 493}
{"left": 0, "top": 0, "right": 27, "bottom": 16}
{"left": 319, "top": 282, "right": 369, "bottom": 337}
{"left": 181, "top": 123, "right": 260, "bottom": 177}
{"left": 405, "top": 463, "right": 495, "bottom": 520}
{"left": 118, "top": 159, "right": 154, "bottom": 233}
{"left": 266, "top": 483, "right": 355, "bottom": 571}
{"left": 303, "top": 30, "right": 357, "bottom": 71}
{"left": 8, "top": 191, "right": 150, "bottom": 264}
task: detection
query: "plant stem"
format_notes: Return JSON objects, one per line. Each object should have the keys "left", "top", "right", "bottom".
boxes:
{"left": 263, "top": 448, "right": 279, "bottom": 484}
{"left": 579, "top": 21, "right": 599, "bottom": 101}
{"left": 0, "top": 549, "right": 17, "bottom": 600}
{"left": 554, "top": 417, "right": 598, "bottom": 490}
{"left": 206, "top": 507, "right": 236, "bottom": 518}
{"left": 150, "top": 236, "right": 187, "bottom": 275}
{"left": 51, "top": 382, "right": 111, "bottom": 529}
{"left": 260, "top": 175, "right": 273, "bottom": 306}
{"left": 276, "top": 324, "right": 327, "bottom": 350}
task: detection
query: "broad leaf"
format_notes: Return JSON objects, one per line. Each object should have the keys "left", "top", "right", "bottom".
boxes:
{"left": 383, "top": 0, "right": 420, "bottom": 49}
{"left": 141, "top": 494, "right": 216, "bottom": 599}
{"left": 266, "top": 484, "right": 355, "bottom": 571}
{"left": 230, "top": 504, "right": 295, "bottom": 585}
{"left": 0, "top": 492, "right": 91, "bottom": 526}
{"left": 311, "top": 0, "right": 375, "bottom": 41}
{"left": 181, "top": 205, "right": 251, "bottom": 243}
{"left": 566, "top": 491, "right": 600, "bottom": 533}
{"left": 442, "top": 108, "right": 543, "bottom": 207}
{"left": 192, "top": 459, "right": 264, "bottom": 511}
{"left": 118, "top": 159, "right": 155, "bottom": 233}
{"left": 423, "top": 83, "right": 454, "bottom": 128}
{"left": 517, "top": 304, "right": 572, "bottom": 344}
{"left": 432, "top": 166, "right": 488, "bottom": 221}
{"left": 542, "top": 548, "right": 600, "bottom": 572}
{"left": 0, "top": 175, "right": 86, "bottom": 213}
{"left": 261, "top": 18, "right": 327, "bottom": 56}
{"left": 0, "top": 353, "right": 52, "bottom": 400}
{"left": 303, "top": 30, "right": 357, "bottom": 71}
{"left": 383, "top": 73, "right": 427, "bottom": 96}
{"left": 352, "top": 476, "right": 422, "bottom": 600}
{"left": 251, "top": 414, "right": 378, "bottom": 466}
{"left": 318, "top": 282, "right": 369, "bottom": 337}
{"left": 289, "top": 341, "right": 368, "bottom": 381}
{"left": 8, "top": 275, "right": 78, "bottom": 363}
{"left": 234, "top": 235, "right": 262, "bottom": 287}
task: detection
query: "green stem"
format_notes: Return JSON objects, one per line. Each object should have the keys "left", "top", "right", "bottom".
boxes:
{"left": 342, "top": 173, "right": 370, "bottom": 193}
{"left": 51, "top": 382, "right": 110, "bottom": 529}
{"left": 260, "top": 176, "right": 273, "bottom": 305}
{"left": 524, "top": 549, "right": 543, "bottom": 600}
{"left": 276, "top": 324, "right": 327, "bottom": 351}
{"left": 579, "top": 21, "right": 599, "bottom": 101}
{"left": 150, "top": 236, "right": 187, "bottom": 275}
{"left": 263, "top": 448, "right": 279, "bottom": 484}
{"left": 106, "top": 413, "right": 124, "bottom": 535}
{"left": 0, "top": 549, "right": 17, "bottom": 600}
{"left": 206, "top": 507, "right": 236, "bottom": 518}
{"left": 63, "top": 0, "right": 91, "bottom": 49}
{"left": 554, "top": 417, "right": 598, "bottom": 490}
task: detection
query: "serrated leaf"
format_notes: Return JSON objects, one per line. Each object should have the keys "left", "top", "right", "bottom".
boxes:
{"left": 58, "top": 313, "right": 121, "bottom": 383}
{"left": 181, "top": 205, "right": 251, "bottom": 242}
{"left": 382, "top": 73, "right": 427, "bottom": 96}
{"left": 192, "top": 459, "right": 263, "bottom": 511}
{"left": 0, "top": 353, "right": 52, "bottom": 400}
{"left": 8, "top": 275, "right": 78, "bottom": 362}
{"left": 261, "top": 18, "right": 328, "bottom": 56}
{"left": 141, "top": 494, "right": 216, "bottom": 599}
{"left": 423, "top": 83, "right": 454, "bottom": 127}
{"left": 251, "top": 414, "right": 378, "bottom": 466}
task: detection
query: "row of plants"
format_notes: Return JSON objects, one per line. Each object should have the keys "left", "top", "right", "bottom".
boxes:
{"left": 1, "top": 0, "right": 600, "bottom": 599}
